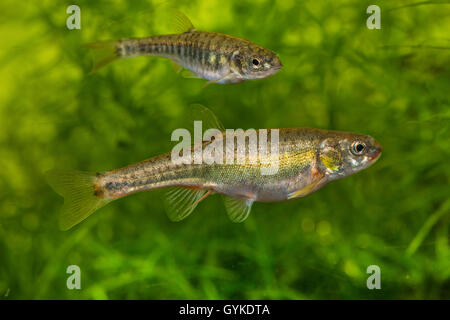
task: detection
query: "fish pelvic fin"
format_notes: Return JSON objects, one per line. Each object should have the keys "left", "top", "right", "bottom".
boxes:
{"left": 85, "top": 41, "right": 119, "bottom": 73}
{"left": 222, "top": 196, "right": 254, "bottom": 223}
{"left": 45, "top": 170, "right": 110, "bottom": 230}
{"left": 164, "top": 187, "right": 211, "bottom": 221}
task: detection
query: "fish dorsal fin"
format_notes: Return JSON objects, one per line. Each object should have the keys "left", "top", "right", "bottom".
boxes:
{"left": 166, "top": 8, "right": 196, "bottom": 33}
{"left": 189, "top": 104, "right": 225, "bottom": 133}
{"left": 171, "top": 104, "right": 225, "bottom": 155}
{"left": 164, "top": 187, "right": 210, "bottom": 221}
{"left": 222, "top": 196, "right": 254, "bottom": 223}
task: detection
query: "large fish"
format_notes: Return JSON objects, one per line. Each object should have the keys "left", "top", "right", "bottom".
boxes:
{"left": 46, "top": 107, "right": 382, "bottom": 230}
{"left": 87, "top": 11, "right": 282, "bottom": 85}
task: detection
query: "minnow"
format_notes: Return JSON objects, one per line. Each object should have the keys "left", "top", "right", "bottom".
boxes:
{"left": 46, "top": 107, "right": 382, "bottom": 230}
{"left": 87, "top": 11, "right": 282, "bottom": 85}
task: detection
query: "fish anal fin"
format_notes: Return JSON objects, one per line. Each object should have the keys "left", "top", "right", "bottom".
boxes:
{"left": 222, "top": 196, "right": 254, "bottom": 223}
{"left": 164, "top": 187, "right": 210, "bottom": 221}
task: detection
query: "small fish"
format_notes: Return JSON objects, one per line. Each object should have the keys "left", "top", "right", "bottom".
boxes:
{"left": 46, "top": 107, "right": 382, "bottom": 230}
{"left": 87, "top": 11, "right": 282, "bottom": 85}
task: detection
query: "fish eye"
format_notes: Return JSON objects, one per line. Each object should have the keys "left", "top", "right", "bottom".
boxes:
{"left": 351, "top": 141, "right": 366, "bottom": 155}
{"left": 251, "top": 58, "right": 261, "bottom": 68}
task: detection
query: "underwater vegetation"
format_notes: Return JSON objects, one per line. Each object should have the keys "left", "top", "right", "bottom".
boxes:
{"left": 0, "top": 0, "right": 449, "bottom": 299}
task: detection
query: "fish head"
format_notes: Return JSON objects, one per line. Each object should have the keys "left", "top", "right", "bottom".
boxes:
{"left": 318, "top": 132, "right": 382, "bottom": 180}
{"left": 235, "top": 45, "right": 282, "bottom": 80}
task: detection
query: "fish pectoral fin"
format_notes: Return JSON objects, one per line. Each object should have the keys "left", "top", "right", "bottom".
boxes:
{"left": 164, "top": 187, "right": 211, "bottom": 221}
{"left": 202, "top": 77, "right": 227, "bottom": 88}
{"left": 287, "top": 178, "right": 324, "bottom": 200}
{"left": 222, "top": 196, "right": 254, "bottom": 223}
{"left": 202, "top": 72, "right": 241, "bottom": 88}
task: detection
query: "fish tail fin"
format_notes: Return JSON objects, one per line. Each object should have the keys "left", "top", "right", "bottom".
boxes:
{"left": 45, "top": 170, "right": 110, "bottom": 230}
{"left": 85, "top": 41, "right": 120, "bottom": 72}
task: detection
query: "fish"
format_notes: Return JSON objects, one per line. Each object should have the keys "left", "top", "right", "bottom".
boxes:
{"left": 46, "top": 106, "right": 382, "bottom": 230}
{"left": 86, "top": 11, "right": 282, "bottom": 85}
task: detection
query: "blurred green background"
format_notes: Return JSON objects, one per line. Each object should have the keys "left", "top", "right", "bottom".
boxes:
{"left": 0, "top": 0, "right": 449, "bottom": 299}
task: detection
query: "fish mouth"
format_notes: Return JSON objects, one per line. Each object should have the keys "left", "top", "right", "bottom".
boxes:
{"left": 369, "top": 142, "right": 382, "bottom": 162}
{"left": 268, "top": 65, "right": 282, "bottom": 75}
{"left": 370, "top": 151, "right": 382, "bottom": 162}
{"left": 270, "top": 59, "right": 283, "bottom": 72}
{"left": 273, "top": 62, "right": 283, "bottom": 70}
